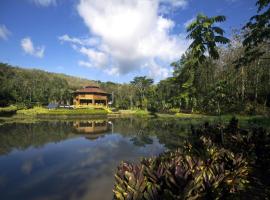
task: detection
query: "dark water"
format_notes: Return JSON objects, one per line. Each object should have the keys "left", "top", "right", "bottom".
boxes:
{"left": 0, "top": 117, "right": 197, "bottom": 200}
{"left": 0, "top": 117, "right": 266, "bottom": 200}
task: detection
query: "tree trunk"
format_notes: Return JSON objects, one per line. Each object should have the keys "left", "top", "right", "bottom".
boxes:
{"left": 255, "top": 61, "right": 259, "bottom": 104}
{"left": 241, "top": 67, "right": 245, "bottom": 102}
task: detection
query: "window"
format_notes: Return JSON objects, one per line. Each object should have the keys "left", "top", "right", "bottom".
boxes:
{"left": 79, "top": 99, "right": 93, "bottom": 105}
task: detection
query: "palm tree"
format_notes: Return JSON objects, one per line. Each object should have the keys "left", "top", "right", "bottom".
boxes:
{"left": 186, "top": 14, "right": 230, "bottom": 63}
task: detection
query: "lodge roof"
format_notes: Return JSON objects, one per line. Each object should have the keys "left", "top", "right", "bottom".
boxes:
{"left": 74, "top": 85, "right": 109, "bottom": 95}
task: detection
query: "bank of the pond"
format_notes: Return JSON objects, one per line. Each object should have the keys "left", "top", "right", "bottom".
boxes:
{"left": 0, "top": 105, "right": 18, "bottom": 115}
{"left": 0, "top": 106, "right": 269, "bottom": 127}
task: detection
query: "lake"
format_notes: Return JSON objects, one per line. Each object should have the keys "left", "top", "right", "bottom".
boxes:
{"left": 0, "top": 117, "right": 267, "bottom": 200}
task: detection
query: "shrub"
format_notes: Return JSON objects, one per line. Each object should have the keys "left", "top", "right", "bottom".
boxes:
{"left": 113, "top": 137, "right": 249, "bottom": 200}
{"left": 168, "top": 108, "right": 180, "bottom": 114}
{"left": 113, "top": 118, "right": 270, "bottom": 199}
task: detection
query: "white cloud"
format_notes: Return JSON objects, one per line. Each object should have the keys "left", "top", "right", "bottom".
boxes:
{"left": 104, "top": 67, "right": 120, "bottom": 76}
{"left": 184, "top": 17, "right": 195, "bottom": 28}
{"left": 64, "top": 0, "right": 189, "bottom": 80}
{"left": 0, "top": 25, "right": 11, "bottom": 40}
{"left": 59, "top": 34, "right": 100, "bottom": 46}
{"left": 159, "top": 0, "right": 188, "bottom": 14}
{"left": 78, "top": 47, "right": 108, "bottom": 68}
{"left": 160, "top": 0, "right": 188, "bottom": 8}
{"left": 30, "top": 0, "right": 57, "bottom": 7}
{"left": 146, "top": 60, "right": 170, "bottom": 80}
{"left": 21, "top": 37, "right": 45, "bottom": 58}
{"left": 78, "top": 60, "right": 92, "bottom": 68}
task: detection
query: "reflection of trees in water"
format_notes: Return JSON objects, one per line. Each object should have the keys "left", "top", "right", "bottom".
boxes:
{"left": 0, "top": 121, "right": 75, "bottom": 155}
{"left": 111, "top": 117, "right": 195, "bottom": 149}
{"left": 130, "top": 129, "right": 153, "bottom": 147}
{"left": 0, "top": 118, "right": 198, "bottom": 155}
{"left": 0, "top": 119, "right": 115, "bottom": 155}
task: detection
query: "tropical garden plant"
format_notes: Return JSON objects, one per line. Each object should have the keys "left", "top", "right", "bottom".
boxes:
{"left": 113, "top": 118, "right": 270, "bottom": 199}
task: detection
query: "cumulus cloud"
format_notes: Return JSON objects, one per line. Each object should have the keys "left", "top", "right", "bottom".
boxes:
{"left": 0, "top": 25, "right": 11, "bottom": 40}
{"left": 79, "top": 47, "right": 108, "bottom": 68}
{"left": 21, "top": 37, "right": 45, "bottom": 58}
{"left": 62, "top": 0, "right": 189, "bottom": 80}
{"left": 30, "top": 0, "right": 57, "bottom": 7}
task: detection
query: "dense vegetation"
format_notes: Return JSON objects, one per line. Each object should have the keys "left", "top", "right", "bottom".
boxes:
{"left": 0, "top": 63, "right": 94, "bottom": 107}
{"left": 113, "top": 118, "right": 270, "bottom": 199}
{"left": 102, "top": 0, "right": 270, "bottom": 115}
{"left": 112, "top": 1, "right": 270, "bottom": 199}
{"left": 1, "top": 0, "right": 269, "bottom": 116}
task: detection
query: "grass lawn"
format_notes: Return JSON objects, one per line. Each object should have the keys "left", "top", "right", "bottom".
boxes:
{"left": 17, "top": 107, "right": 108, "bottom": 116}
{"left": 117, "top": 109, "right": 150, "bottom": 116}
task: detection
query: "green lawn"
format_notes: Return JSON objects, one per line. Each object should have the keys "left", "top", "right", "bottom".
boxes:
{"left": 17, "top": 107, "right": 108, "bottom": 116}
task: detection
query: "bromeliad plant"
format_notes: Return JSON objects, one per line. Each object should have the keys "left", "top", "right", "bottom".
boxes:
{"left": 113, "top": 135, "right": 249, "bottom": 200}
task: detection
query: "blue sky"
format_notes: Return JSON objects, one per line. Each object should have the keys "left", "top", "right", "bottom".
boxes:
{"left": 0, "top": 0, "right": 257, "bottom": 83}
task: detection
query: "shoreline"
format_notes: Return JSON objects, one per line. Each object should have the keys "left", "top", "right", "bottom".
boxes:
{"left": 0, "top": 110, "right": 269, "bottom": 128}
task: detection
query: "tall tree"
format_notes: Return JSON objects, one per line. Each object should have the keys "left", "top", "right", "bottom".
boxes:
{"left": 131, "top": 76, "right": 153, "bottom": 109}
{"left": 186, "top": 14, "right": 230, "bottom": 63}
{"left": 241, "top": 0, "right": 270, "bottom": 63}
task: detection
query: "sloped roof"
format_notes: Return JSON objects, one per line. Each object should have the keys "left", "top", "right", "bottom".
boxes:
{"left": 74, "top": 85, "right": 109, "bottom": 94}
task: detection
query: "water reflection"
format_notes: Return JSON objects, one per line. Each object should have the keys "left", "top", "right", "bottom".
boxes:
{"left": 0, "top": 117, "right": 197, "bottom": 200}
{"left": 73, "top": 120, "right": 110, "bottom": 134}
{"left": 73, "top": 120, "right": 111, "bottom": 140}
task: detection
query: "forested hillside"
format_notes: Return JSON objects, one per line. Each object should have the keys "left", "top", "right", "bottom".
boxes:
{"left": 0, "top": 63, "right": 95, "bottom": 106}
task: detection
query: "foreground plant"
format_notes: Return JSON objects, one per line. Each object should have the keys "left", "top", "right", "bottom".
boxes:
{"left": 113, "top": 135, "right": 249, "bottom": 200}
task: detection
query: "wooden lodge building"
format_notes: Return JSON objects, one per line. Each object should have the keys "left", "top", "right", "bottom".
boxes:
{"left": 73, "top": 85, "right": 110, "bottom": 108}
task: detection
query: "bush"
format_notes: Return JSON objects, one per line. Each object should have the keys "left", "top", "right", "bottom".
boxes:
{"left": 168, "top": 108, "right": 180, "bottom": 114}
{"left": 243, "top": 102, "right": 269, "bottom": 115}
{"left": 113, "top": 118, "right": 270, "bottom": 199}
{"left": 113, "top": 137, "right": 249, "bottom": 200}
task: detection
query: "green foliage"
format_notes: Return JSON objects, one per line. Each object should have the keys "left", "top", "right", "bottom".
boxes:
{"left": 243, "top": 0, "right": 270, "bottom": 49}
{"left": 17, "top": 107, "right": 108, "bottom": 116}
{"left": 187, "top": 13, "right": 230, "bottom": 63}
{"left": 168, "top": 108, "right": 180, "bottom": 114}
{"left": 0, "top": 63, "right": 73, "bottom": 106}
{"left": 114, "top": 118, "right": 270, "bottom": 199}
{"left": 239, "top": 0, "right": 270, "bottom": 64}
{"left": 131, "top": 76, "right": 154, "bottom": 109}
{"left": 1, "top": 5, "right": 270, "bottom": 116}
{"left": 113, "top": 122, "right": 251, "bottom": 199}
{"left": 0, "top": 105, "right": 18, "bottom": 115}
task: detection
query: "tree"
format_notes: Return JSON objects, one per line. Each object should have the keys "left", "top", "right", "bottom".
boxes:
{"left": 243, "top": 0, "right": 270, "bottom": 50}
{"left": 241, "top": 0, "right": 270, "bottom": 63}
{"left": 186, "top": 14, "right": 230, "bottom": 63}
{"left": 130, "top": 76, "right": 154, "bottom": 109}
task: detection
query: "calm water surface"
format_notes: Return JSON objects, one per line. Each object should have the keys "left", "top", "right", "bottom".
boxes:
{"left": 0, "top": 117, "right": 263, "bottom": 200}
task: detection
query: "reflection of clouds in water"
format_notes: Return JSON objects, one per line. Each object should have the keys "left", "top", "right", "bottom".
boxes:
{"left": 0, "top": 131, "right": 165, "bottom": 200}
{"left": 21, "top": 154, "right": 44, "bottom": 175}
{"left": 69, "top": 174, "right": 114, "bottom": 200}
{"left": 0, "top": 175, "right": 7, "bottom": 187}
{"left": 57, "top": 134, "right": 165, "bottom": 200}
{"left": 21, "top": 160, "right": 32, "bottom": 175}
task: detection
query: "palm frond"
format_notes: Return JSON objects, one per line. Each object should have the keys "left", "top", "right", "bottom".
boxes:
{"left": 214, "top": 36, "right": 230, "bottom": 44}
{"left": 213, "top": 15, "right": 226, "bottom": 22}
{"left": 212, "top": 27, "right": 225, "bottom": 35}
